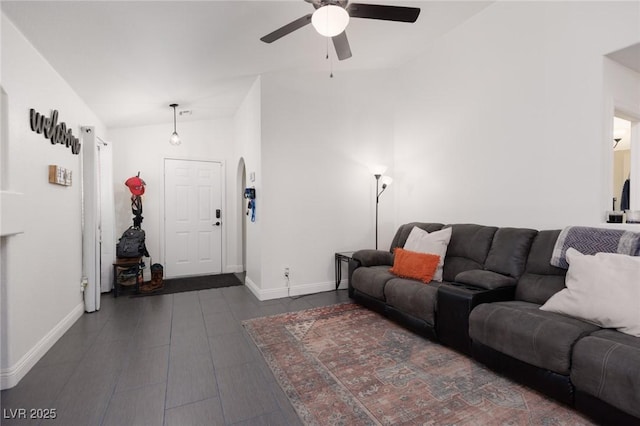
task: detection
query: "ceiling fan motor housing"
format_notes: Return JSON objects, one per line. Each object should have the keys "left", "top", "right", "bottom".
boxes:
{"left": 306, "top": 0, "right": 349, "bottom": 9}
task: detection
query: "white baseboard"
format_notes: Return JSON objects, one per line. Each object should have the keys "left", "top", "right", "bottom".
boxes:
{"left": 244, "top": 275, "right": 264, "bottom": 300}
{"left": 0, "top": 302, "right": 85, "bottom": 390}
{"left": 225, "top": 264, "right": 244, "bottom": 274}
{"left": 246, "top": 279, "right": 348, "bottom": 301}
{"left": 288, "top": 280, "right": 331, "bottom": 297}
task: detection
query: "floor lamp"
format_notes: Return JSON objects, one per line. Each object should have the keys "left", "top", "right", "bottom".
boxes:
{"left": 374, "top": 172, "right": 392, "bottom": 250}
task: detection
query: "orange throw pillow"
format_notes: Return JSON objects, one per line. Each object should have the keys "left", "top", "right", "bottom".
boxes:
{"left": 389, "top": 248, "right": 441, "bottom": 283}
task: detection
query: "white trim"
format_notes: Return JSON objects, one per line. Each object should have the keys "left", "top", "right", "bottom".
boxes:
{"left": 288, "top": 280, "right": 344, "bottom": 297}
{"left": 81, "top": 126, "right": 100, "bottom": 313}
{"left": 244, "top": 275, "right": 263, "bottom": 300}
{"left": 630, "top": 120, "right": 640, "bottom": 211}
{"left": 246, "top": 278, "right": 347, "bottom": 301}
{"left": 254, "top": 286, "right": 290, "bottom": 301}
{"left": 0, "top": 302, "right": 84, "bottom": 390}
{"left": 226, "top": 264, "right": 244, "bottom": 273}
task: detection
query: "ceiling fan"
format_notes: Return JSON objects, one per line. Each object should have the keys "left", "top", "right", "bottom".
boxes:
{"left": 260, "top": 0, "right": 421, "bottom": 61}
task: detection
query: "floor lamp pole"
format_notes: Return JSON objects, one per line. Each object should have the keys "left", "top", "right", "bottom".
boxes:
{"left": 375, "top": 174, "right": 381, "bottom": 250}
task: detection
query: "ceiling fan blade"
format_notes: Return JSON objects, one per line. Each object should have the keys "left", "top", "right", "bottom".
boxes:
{"left": 260, "top": 14, "right": 313, "bottom": 43}
{"left": 332, "top": 31, "right": 352, "bottom": 61}
{"left": 346, "top": 3, "right": 420, "bottom": 23}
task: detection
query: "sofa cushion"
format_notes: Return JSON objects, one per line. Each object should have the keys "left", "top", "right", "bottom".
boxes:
{"left": 484, "top": 227, "right": 537, "bottom": 278}
{"left": 571, "top": 329, "right": 640, "bottom": 418}
{"left": 389, "top": 223, "right": 445, "bottom": 252}
{"left": 384, "top": 278, "right": 443, "bottom": 326}
{"left": 403, "top": 226, "right": 452, "bottom": 282}
{"left": 455, "top": 269, "right": 517, "bottom": 290}
{"left": 389, "top": 248, "right": 440, "bottom": 283}
{"left": 350, "top": 265, "right": 395, "bottom": 300}
{"left": 540, "top": 248, "right": 640, "bottom": 337}
{"left": 515, "top": 230, "right": 567, "bottom": 304}
{"left": 515, "top": 273, "right": 566, "bottom": 306}
{"left": 442, "top": 224, "right": 498, "bottom": 282}
{"left": 469, "top": 301, "right": 600, "bottom": 375}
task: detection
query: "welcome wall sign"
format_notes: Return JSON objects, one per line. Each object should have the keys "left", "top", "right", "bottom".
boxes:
{"left": 29, "top": 108, "right": 81, "bottom": 155}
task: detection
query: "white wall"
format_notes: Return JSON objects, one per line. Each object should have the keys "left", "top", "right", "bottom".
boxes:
{"left": 108, "top": 117, "right": 238, "bottom": 276}
{"left": 1, "top": 14, "right": 105, "bottom": 388}
{"left": 258, "top": 69, "right": 395, "bottom": 299}
{"left": 233, "top": 78, "right": 262, "bottom": 291}
{"left": 394, "top": 1, "right": 640, "bottom": 230}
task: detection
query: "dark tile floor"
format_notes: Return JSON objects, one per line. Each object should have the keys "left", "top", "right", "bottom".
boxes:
{"left": 0, "top": 284, "right": 351, "bottom": 425}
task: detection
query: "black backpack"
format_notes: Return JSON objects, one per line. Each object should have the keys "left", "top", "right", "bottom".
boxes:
{"left": 116, "top": 226, "right": 147, "bottom": 258}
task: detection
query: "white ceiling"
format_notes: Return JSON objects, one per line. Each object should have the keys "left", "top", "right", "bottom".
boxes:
{"left": 2, "top": 0, "right": 492, "bottom": 129}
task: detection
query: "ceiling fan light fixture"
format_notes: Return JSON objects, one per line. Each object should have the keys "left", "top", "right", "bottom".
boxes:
{"left": 312, "top": 5, "right": 349, "bottom": 37}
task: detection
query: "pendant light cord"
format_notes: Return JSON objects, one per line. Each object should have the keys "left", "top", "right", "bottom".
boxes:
{"left": 173, "top": 105, "right": 177, "bottom": 133}
{"left": 169, "top": 103, "right": 181, "bottom": 146}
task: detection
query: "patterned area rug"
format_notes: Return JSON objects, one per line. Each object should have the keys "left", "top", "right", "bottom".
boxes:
{"left": 243, "top": 303, "right": 594, "bottom": 426}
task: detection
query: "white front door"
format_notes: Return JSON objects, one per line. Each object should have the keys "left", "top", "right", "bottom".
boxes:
{"left": 164, "top": 159, "right": 222, "bottom": 278}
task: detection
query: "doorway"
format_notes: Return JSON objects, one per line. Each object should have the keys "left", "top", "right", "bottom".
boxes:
{"left": 613, "top": 116, "right": 632, "bottom": 211}
{"left": 164, "top": 159, "right": 223, "bottom": 278}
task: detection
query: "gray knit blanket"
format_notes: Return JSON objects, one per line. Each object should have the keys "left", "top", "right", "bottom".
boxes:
{"left": 551, "top": 226, "right": 640, "bottom": 269}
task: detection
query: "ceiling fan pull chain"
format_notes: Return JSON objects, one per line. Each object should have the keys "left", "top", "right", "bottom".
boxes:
{"left": 325, "top": 36, "right": 333, "bottom": 78}
{"left": 326, "top": 36, "right": 329, "bottom": 59}
{"left": 330, "top": 54, "right": 334, "bottom": 78}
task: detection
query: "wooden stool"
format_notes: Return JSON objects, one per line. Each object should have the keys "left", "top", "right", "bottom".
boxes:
{"left": 113, "top": 257, "right": 142, "bottom": 297}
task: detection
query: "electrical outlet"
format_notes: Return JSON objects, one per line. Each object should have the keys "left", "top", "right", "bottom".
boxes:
{"left": 284, "top": 267, "right": 290, "bottom": 278}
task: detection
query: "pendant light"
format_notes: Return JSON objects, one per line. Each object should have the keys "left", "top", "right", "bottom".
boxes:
{"left": 169, "top": 103, "right": 181, "bottom": 146}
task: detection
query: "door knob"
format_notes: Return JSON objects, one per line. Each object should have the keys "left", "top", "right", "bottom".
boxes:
{"left": 214, "top": 222, "right": 221, "bottom": 226}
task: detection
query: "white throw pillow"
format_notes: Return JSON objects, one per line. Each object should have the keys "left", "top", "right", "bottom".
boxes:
{"left": 403, "top": 226, "right": 452, "bottom": 282}
{"left": 540, "top": 247, "right": 640, "bottom": 337}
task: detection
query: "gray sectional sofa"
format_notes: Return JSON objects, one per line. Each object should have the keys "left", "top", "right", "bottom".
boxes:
{"left": 348, "top": 222, "right": 640, "bottom": 425}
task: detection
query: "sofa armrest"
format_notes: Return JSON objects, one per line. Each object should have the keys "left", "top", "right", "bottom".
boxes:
{"left": 352, "top": 249, "right": 394, "bottom": 267}
{"left": 348, "top": 250, "right": 393, "bottom": 298}
{"left": 454, "top": 269, "right": 517, "bottom": 290}
{"left": 436, "top": 282, "right": 516, "bottom": 354}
